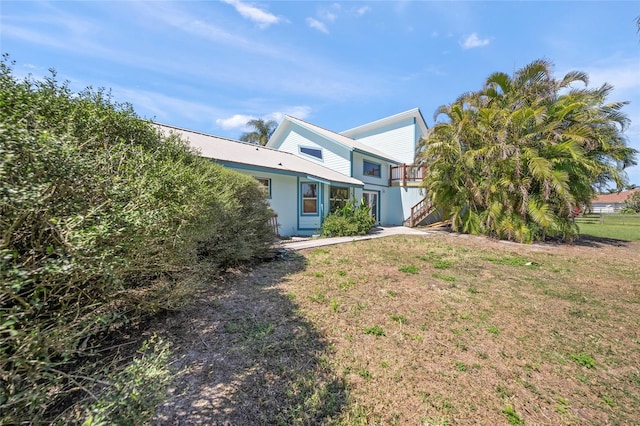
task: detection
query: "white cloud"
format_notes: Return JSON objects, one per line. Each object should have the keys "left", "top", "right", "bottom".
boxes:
{"left": 216, "top": 106, "right": 312, "bottom": 131}
{"left": 267, "top": 106, "right": 312, "bottom": 122}
{"left": 583, "top": 63, "right": 640, "bottom": 93}
{"left": 306, "top": 17, "right": 329, "bottom": 34}
{"left": 319, "top": 3, "right": 341, "bottom": 22}
{"left": 216, "top": 114, "right": 256, "bottom": 130}
{"left": 221, "top": 0, "right": 282, "bottom": 28}
{"left": 461, "top": 33, "right": 491, "bottom": 49}
{"left": 356, "top": 6, "right": 371, "bottom": 16}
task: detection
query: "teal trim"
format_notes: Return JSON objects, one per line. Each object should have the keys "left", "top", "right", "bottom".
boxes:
{"left": 296, "top": 177, "right": 299, "bottom": 230}
{"left": 320, "top": 183, "right": 325, "bottom": 227}
{"left": 330, "top": 182, "right": 352, "bottom": 188}
{"left": 307, "top": 176, "right": 331, "bottom": 185}
{"left": 350, "top": 151, "right": 354, "bottom": 177}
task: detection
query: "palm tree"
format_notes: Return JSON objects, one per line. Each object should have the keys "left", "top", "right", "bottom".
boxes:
{"left": 417, "top": 59, "right": 637, "bottom": 242}
{"left": 240, "top": 118, "right": 278, "bottom": 146}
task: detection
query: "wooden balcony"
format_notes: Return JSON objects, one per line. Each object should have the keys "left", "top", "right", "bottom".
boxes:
{"left": 389, "top": 164, "right": 426, "bottom": 186}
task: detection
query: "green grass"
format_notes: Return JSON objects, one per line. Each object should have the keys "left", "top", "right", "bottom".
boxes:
{"left": 282, "top": 233, "right": 640, "bottom": 424}
{"left": 576, "top": 214, "right": 640, "bottom": 241}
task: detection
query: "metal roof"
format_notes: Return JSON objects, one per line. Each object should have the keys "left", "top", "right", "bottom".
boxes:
{"left": 154, "top": 123, "right": 364, "bottom": 187}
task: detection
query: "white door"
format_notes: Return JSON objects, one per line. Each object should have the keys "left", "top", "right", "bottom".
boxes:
{"left": 362, "top": 191, "right": 379, "bottom": 223}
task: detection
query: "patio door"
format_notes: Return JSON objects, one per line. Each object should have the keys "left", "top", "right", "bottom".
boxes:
{"left": 362, "top": 191, "right": 379, "bottom": 223}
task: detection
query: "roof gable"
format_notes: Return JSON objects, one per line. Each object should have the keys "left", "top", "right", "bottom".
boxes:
{"left": 340, "top": 108, "right": 429, "bottom": 139}
{"left": 269, "top": 115, "right": 403, "bottom": 164}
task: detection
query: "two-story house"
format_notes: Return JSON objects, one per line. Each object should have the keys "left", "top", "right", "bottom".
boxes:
{"left": 267, "top": 108, "right": 431, "bottom": 230}
{"left": 157, "top": 108, "right": 433, "bottom": 237}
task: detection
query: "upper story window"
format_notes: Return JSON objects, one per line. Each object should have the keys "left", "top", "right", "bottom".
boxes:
{"left": 299, "top": 146, "right": 323, "bottom": 160}
{"left": 363, "top": 159, "right": 381, "bottom": 178}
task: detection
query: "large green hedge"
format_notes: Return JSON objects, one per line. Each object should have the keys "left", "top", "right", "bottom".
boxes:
{"left": 0, "top": 55, "right": 274, "bottom": 423}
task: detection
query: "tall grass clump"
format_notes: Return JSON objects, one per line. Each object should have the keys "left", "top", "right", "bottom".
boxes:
{"left": 0, "top": 55, "right": 274, "bottom": 423}
{"left": 321, "top": 199, "right": 376, "bottom": 237}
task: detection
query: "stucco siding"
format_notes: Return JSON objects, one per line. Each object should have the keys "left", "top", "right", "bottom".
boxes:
{"left": 350, "top": 118, "right": 417, "bottom": 165}
{"left": 274, "top": 125, "right": 351, "bottom": 176}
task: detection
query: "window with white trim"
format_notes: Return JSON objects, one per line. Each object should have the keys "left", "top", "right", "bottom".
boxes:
{"left": 301, "top": 182, "right": 318, "bottom": 214}
{"left": 299, "top": 146, "right": 323, "bottom": 160}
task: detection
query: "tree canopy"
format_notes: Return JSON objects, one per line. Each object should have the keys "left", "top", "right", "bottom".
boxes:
{"left": 417, "top": 59, "right": 637, "bottom": 242}
{"left": 240, "top": 118, "right": 278, "bottom": 145}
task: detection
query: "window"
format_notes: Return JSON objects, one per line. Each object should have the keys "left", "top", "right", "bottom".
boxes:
{"left": 255, "top": 177, "right": 271, "bottom": 198}
{"left": 301, "top": 182, "right": 318, "bottom": 214}
{"left": 299, "top": 146, "right": 323, "bottom": 160}
{"left": 330, "top": 186, "right": 349, "bottom": 212}
{"left": 363, "top": 160, "right": 381, "bottom": 178}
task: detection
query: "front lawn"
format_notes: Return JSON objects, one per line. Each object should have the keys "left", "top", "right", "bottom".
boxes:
{"left": 154, "top": 233, "right": 640, "bottom": 425}
{"left": 284, "top": 234, "right": 640, "bottom": 424}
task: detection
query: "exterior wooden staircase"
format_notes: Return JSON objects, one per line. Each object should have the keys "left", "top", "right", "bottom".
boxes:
{"left": 404, "top": 197, "right": 436, "bottom": 228}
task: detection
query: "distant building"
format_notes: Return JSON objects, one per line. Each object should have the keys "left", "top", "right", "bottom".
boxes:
{"left": 591, "top": 189, "right": 639, "bottom": 213}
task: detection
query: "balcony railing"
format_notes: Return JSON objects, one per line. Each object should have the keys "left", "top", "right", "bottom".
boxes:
{"left": 389, "top": 164, "right": 426, "bottom": 186}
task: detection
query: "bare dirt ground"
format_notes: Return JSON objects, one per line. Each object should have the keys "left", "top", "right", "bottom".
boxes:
{"left": 152, "top": 251, "right": 347, "bottom": 425}
{"left": 151, "top": 231, "right": 640, "bottom": 425}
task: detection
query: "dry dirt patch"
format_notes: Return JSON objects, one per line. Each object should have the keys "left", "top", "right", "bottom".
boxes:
{"left": 152, "top": 254, "right": 346, "bottom": 425}
{"left": 153, "top": 232, "right": 640, "bottom": 425}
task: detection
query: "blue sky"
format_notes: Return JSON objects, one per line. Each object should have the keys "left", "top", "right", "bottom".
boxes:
{"left": 2, "top": 0, "right": 640, "bottom": 184}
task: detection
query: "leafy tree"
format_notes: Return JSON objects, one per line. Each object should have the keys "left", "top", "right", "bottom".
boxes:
{"left": 240, "top": 118, "right": 277, "bottom": 145}
{"left": 417, "top": 59, "right": 637, "bottom": 242}
{"left": 622, "top": 190, "right": 640, "bottom": 213}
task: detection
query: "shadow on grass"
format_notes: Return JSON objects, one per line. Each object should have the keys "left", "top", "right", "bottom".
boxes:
{"left": 573, "top": 234, "right": 631, "bottom": 247}
{"left": 152, "top": 251, "right": 347, "bottom": 424}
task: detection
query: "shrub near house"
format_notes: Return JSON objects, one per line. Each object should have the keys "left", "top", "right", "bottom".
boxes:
{"left": 0, "top": 56, "right": 274, "bottom": 423}
{"left": 321, "top": 200, "right": 376, "bottom": 237}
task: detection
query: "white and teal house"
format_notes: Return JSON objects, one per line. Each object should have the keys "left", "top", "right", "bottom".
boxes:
{"left": 157, "top": 108, "right": 431, "bottom": 237}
